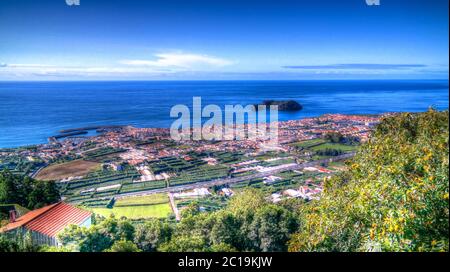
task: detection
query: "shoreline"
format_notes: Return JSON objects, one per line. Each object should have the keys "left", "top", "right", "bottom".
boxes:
{"left": 0, "top": 112, "right": 392, "bottom": 150}
{"left": 1, "top": 109, "right": 448, "bottom": 150}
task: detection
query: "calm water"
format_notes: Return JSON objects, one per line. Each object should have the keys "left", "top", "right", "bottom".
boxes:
{"left": 0, "top": 80, "right": 448, "bottom": 148}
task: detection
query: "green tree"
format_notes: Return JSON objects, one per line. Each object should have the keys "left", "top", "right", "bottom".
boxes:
{"left": 247, "top": 205, "right": 298, "bottom": 252}
{"left": 0, "top": 232, "right": 40, "bottom": 252}
{"left": 158, "top": 234, "right": 208, "bottom": 252}
{"left": 210, "top": 211, "right": 241, "bottom": 248}
{"left": 58, "top": 215, "right": 133, "bottom": 252}
{"left": 0, "top": 170, "right": 59, "bottom": 209}
{"left": 289, "top": 110, "right": 449, "bottom": 252}
{"left": 134, "top": 219, "right": 173, "bottom": 252}
{"left": 106, "top": 239, "right": 141, "bottom": 252}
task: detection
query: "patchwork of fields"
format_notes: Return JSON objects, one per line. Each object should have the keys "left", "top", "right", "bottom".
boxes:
{"left": 32, "top": 138, "right": 356, "bottom": 219}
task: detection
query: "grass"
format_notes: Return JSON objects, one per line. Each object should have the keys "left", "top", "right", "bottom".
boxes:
{"left": 91, "top": 193, "right": 173, "bottom": 219}
{"left": 36, "top": 159, "right": 101, "bottom": 181}
{"left": 114, "top": 193, "right": 169, "bottom": 206}
{"left": 310, "top": 143, "right": 358, "bottom": 152}
{"left": 92, "top": 204, "right": 172, "bottom": 219}
{"left": 289, "top": 139, "right": 326, "bottom": 148}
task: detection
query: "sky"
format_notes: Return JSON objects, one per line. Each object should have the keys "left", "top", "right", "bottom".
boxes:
{"left": 0, "top": 0, "right": 448, "bottom": 80}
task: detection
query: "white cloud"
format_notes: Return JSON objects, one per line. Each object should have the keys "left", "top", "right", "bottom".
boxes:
{"left": 0, "top": 53, "right": 234, "bottom": 79}
{"left": 5, "top": 63, "right": 57, "bottom": 68}
{"left": 120, "top": 52, "right": 233, "bottom": 68}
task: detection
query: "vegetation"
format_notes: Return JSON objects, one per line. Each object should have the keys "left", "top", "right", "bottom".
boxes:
{"left": 0, "top": 232, "right": 40, "bottom": 252}
{"left": 35, "top": 159, "right": 101, "bottom": 181}
{"left": 0, "top": 153, "right": 44, "bottom": 176}
{"left": 315, "top": 148, "right": 344, "bottom": 157}
{"left": 324, "top": 132, "right": 360, "bottom": 145}
{"left": 58, "top": 189, "right": 298, "bottom": 252}
{"left": 1, "top": 110, "right": 448, "bottom": 252}
{"left": 310, "top": 142, "right": 357, "bottom": 153}
{"left": 0, "top": 170, "right": 60, "bottom": 210}
{"left": 91, "top": 194, "right": 173, "bottom": 219}
{"left": 289, "top": 110, "right": 449, "bottom": 252}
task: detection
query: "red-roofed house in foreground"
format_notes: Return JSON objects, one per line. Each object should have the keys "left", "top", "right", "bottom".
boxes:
{"left": 0, "top": 202, "right": 92, "bottom": 246}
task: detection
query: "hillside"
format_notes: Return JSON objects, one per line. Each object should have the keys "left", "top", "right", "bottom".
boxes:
{"left": 289, "top": 109, "right": 449, "bottom": 252}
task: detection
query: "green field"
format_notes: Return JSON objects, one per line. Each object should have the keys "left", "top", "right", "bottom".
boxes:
{"left": 310, "top": 143, "right": 358, "bottom": 152}
{"left": 114, "top": 193, "right": 169, "bottom": 206}
{"left": 289, "top": 138, "right": 326, "bottom": 148}
{"left": 91, "top": 193, "right": 172, "bottom": 219}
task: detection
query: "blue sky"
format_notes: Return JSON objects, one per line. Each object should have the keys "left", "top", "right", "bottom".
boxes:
{"left": 0, "top": 0, "right": 448, "bottom": 80}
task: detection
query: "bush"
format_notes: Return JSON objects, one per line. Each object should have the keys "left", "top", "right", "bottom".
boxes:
{"left": 289, "top": 110, "right": 449, "bottom": 252}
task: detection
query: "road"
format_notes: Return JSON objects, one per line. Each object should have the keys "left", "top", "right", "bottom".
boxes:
{"left": 168, "top": 192, "right": 181, "bottom": 221}
{"left": 29, "top": 165, "right": 47, "bottom": 178}
{"left": 113, "top": 152, "right": 355, "bottom": 200}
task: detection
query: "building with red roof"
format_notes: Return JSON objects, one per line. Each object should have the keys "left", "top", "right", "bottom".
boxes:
{"left": 0, "top": 202, "right": 92, "bottom": 246}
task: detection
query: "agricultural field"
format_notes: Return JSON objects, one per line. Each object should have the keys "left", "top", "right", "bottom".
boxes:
{"left": 310, "top": 142, "right": 358, "bottom": 152}
{"left": 0, "top": 150, "right": 46, "bottom": 176}
{"left": 91, "top": 193, "right": 172, "bottom": 219}
{"left": 290, "top": 137, "right": 359, "bottom": 159}
{"left": 168, "top": 165, "right": 230, "bottom": 186}
{"left": 185, "top": 150, "right": 246, "bottom": 165}
{"left": 230, "top": 169, "right": 326, "bottom": 194}
{"left": 289, "top": 138, "right": 326, "bottom": 148}
{"left": 58, "top": 167, "right": 142, "bottom": 206}
{"left": 36, "top": 159, "right": 101, "bottom": 181}
{"left": 82, "top": 147, "right": 126, "bottom": 161}
{"left": 176, "top": 195, "right": 228, "bottom": 212}
{"left": 148, "top": 156, "right": 207, "bottom": 174}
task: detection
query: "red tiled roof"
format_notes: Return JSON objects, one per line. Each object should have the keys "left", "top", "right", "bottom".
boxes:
{"left": 0, "top": 202, "right": 91, "bottom": 237}
{"left": 0, "top": 203, "right": 58, "bottom": 233}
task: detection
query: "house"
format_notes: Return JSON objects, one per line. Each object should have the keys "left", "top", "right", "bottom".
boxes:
{"left": 0, "top": 202, "right": 92, "bottom": 247}
{"left": 220, "top": 188, "right": 234, "bottom": 197}
{"left": 271, "top": 193, "right": 282, "bottom": 203}
{"left": 263, "top": 175, "right": 282, "bottom": 184}
{"left": 283, "top": 189, "right": 301, "bottom": 198}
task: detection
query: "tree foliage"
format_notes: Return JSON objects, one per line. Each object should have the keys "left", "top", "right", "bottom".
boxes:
{"left": 58, "top": 189, "right": 298, "bottom": 252}
{"left": 0, "top": 170, "right": 60, "bottom": 210}
{"left": 0, "top": 232, "right": 40, "bottom": 252}
{"left": 289, "top": 110, "right": 449, "bottom": 252}
{"left": 5, "top": 110, "right": 447, "bottom": 253}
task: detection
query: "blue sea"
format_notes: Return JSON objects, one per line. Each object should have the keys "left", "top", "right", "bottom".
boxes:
{"left": 0, "top": 80, "right": 448, "bottom": 148}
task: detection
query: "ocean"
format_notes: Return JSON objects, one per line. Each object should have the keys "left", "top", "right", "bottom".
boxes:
{"left": 0, "top": 80, "right": 448, "bottom": 148}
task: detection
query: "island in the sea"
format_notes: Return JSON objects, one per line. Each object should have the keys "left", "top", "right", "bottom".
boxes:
{"left": 255, "top": 100, "right": 303, "bottom": 111}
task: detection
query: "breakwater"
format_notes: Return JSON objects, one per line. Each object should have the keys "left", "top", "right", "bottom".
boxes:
{"left": 59, "top": 125, "right": 126, "bottom": 134}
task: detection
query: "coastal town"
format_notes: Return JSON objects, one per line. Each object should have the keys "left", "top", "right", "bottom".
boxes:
{"left": 0, "top": 113, "right": 384, "bottom": 234}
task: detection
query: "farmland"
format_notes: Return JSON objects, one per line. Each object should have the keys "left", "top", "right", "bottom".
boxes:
{"left": 310, "top": 142, "right": 358, "bottom": 153}
{"left": 36, "top": 160, "right": 101, "bottom": 181}
{"left": 91, "top": 193, "right": 172, "bottom": 219}
{"left": 176, "top": 195, "right": 228, "bottom": 212}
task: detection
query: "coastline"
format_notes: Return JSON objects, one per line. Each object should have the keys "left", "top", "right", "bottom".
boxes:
{"left": 0, "top": 111, "right": 392, "bottom": 150}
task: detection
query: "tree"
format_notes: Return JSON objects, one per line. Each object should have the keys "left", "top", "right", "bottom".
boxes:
{"left": 316, "top": 148, "right": 343, "bottom": 156}
{"left": 79, "top": 226, "right": 114, "bottom": 252}
{"left": 134, "top": 219, "right": 173, "bottom": 252}
{"left": 0, "top": 232, "right": 40, "bottom": 252}
{"left": 0, "top": 170, "right": 59, "bottom": 209}
{"left": 158, "top": 235, "right": 208, "bottom": 252}
{"left": 106, "top": 239, "right": 141, "bottom": 252}
{"left": 247, "top": 205, "right": 298, "bottom": 252}
{"left": 58, "top": 215, "right": 134, "bottom": 252}
{"left": 226, "top": 188, "right": 267, "bottom": 216}
{"left": 324, "top": 132, "right": 344, "bottom": 143}
{"left": 210, "top": 243, "right": 237, "bottom": 252}
{"left": 289, "top": 110, "right": 449, "bottom": 252}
